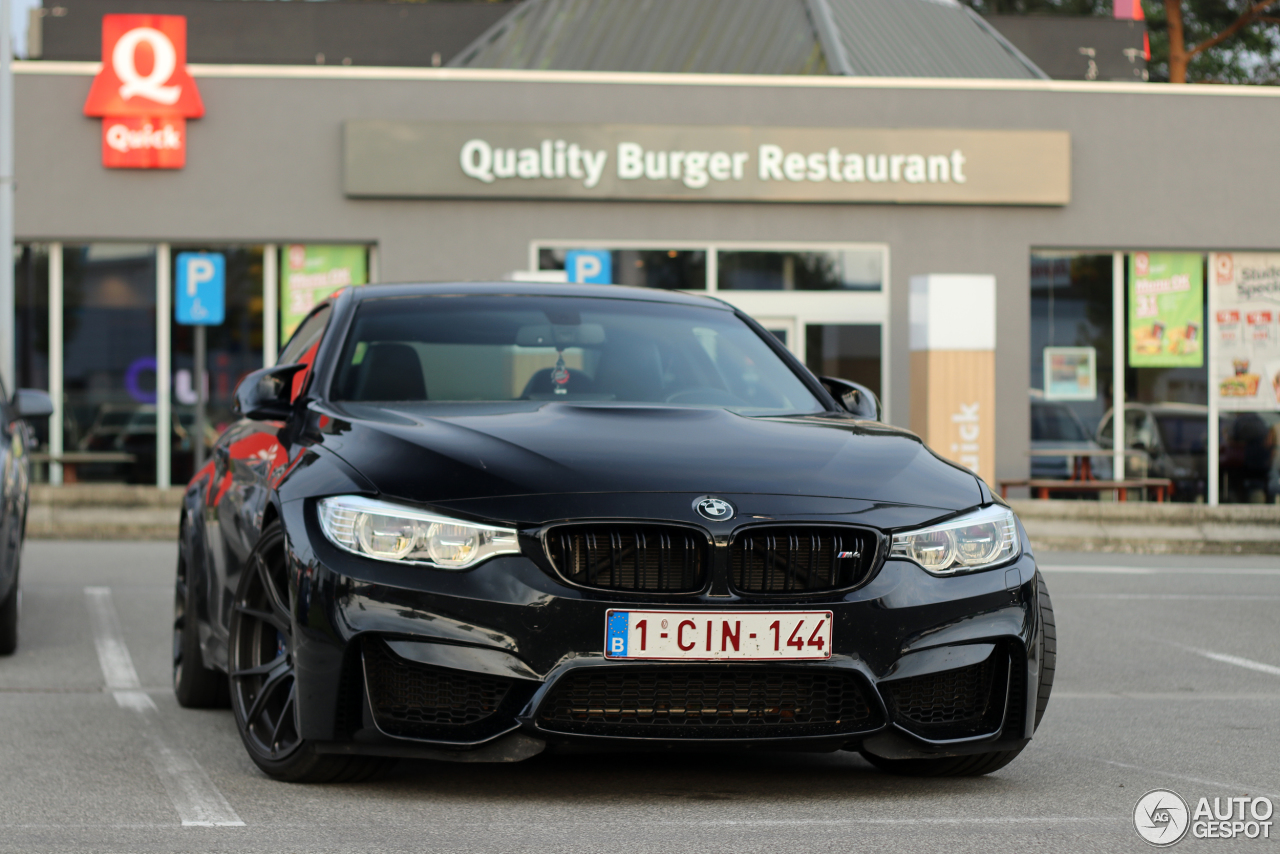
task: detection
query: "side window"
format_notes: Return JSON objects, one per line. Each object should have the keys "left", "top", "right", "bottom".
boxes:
{"left": 278, "top": 305, "right": 332, "bottom": 401}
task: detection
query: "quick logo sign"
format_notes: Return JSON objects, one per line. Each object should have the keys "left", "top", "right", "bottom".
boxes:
{"left": 82, "top": 15, "right": 204, "bottom": 169}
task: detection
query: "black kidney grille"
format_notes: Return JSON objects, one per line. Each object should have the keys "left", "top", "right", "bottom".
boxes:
{"left": 547, "top": 525, "right": 707, "bottom": 592}
{"left": 731, "top": 527, "right": 875, "bottom": 593}
{"left": 362, "top": 638, "right": 511, "bottom": 739}
{"left": 881, "top": 650, "right": 1007, "bottom": 739}
{"left": 538, "top": 668, "right": 878, "bottom": 738}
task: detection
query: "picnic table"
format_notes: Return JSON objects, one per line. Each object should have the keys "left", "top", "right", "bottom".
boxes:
{"left": 998, "top": 477, "right": 1173, "bottom": 502}
{"left": 1002, "top": 448, "right": 1173, "bottom": 501}
{"left": 31, "top": 451, "right": 137, "bottom": 483}
{"left": 1026, "top": 447, "right": 1149, "bottom": 481}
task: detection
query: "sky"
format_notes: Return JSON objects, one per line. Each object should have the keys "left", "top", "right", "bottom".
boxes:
{"left": 10, "top": 0, "right": 44, "bottom": 59}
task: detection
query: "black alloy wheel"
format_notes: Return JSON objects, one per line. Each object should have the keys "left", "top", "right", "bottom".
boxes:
{"left": 173, "top": 532, "right": 230, "bottom": 707}
{"left": 229, "top": 521, "right": 392, "bottom": 783}
{"left": 859, "top": 572, "right": 1057, "bottom": 778}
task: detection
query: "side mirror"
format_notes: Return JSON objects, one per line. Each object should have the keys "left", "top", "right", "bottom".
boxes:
{"left": 233, "top": 363, "right": 309, "bottom": 421}
{"left": 819, "top": 377, "right": 881, "bottom": 421}
{"left": 13, "top": 389, "right": 53, "bottom": 420}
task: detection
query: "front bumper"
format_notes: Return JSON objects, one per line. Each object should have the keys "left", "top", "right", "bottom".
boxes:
{"left": 282, "top": 500, "right": 1045, "bottom": 761}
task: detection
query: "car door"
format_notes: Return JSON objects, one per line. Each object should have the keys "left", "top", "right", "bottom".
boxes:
{"left": 207, "top": 304, "right": 334, "bottom": 636}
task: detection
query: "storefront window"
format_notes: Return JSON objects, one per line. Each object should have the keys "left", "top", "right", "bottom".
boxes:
{"left": 1030, "top": 251, "right": 1216, "bottom": 502}
{"left": 169, "top": 246, "right": 265, "bottom": 485}
{"left": 538, "top": 248, "right": 707, "bottom": 289}
{"left": 719, "top": 249, "right": 882, "bottom": 291}
{"left": 1029, "top": 253, "right": 1115, "bottom": 482}
{"left": 62, "top": 244, "right": 157, "bottom": 484}
{"left": 805, "top": 324, "right": 882, "bottom": 398}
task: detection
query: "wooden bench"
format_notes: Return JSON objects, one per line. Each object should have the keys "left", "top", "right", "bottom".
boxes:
{"left": 31, "top": 451, "right": 138, "bottom": 484}
{"left": 998, "top": 478, "right": 1174, "bottom": 502}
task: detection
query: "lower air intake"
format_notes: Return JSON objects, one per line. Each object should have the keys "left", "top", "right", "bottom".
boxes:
{"left": 362, "top": 638, "right": 511, "bottom": 741}
{"left": 881, "top": 648, "right": 1009, "bottom": 740}
{"left": 537, "top": 668, "right": 879, "bottom": 738}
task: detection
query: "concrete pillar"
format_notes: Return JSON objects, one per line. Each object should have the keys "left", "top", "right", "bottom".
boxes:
{"left": 909, "top": 274, "right": 997, "bottom": 486}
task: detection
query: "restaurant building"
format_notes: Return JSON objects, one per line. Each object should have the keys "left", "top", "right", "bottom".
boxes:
{"left": 11, "top": 0, "right": 1280, "bottom": 503}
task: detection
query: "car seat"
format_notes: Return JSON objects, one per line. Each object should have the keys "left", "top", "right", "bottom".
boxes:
{"left": 352, "top": 342, "right": 427, "bottom": 401}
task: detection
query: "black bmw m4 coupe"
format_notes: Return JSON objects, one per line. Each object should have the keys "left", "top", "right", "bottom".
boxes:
{"left": 175, "top": 282, "right": 1055, "bottom": 782}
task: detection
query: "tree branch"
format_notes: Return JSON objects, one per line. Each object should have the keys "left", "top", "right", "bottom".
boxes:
{"left": 1187, "top": 0, "right": 1280, "bottom": 59}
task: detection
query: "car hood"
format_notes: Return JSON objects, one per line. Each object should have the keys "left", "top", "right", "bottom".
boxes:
{"left": 312, "top": 402, "right": 982, "bottom": 517}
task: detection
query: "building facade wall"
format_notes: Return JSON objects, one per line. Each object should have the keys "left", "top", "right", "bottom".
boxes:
{"left": 16, "top": 65, "right": 1280, "bottom": 484}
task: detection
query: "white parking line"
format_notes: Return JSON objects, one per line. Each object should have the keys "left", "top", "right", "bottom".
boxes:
{"left": 1056, "top": 692, "right": 1280, "bottom": 700}
{"left": 83, "top": 587, "right": 245, "bottom": 828}
{"left": 1059, "top": 594, "right": 1280, "bottom": 601}
{"left": 1040, "top": 565, "right": 1157, "bottom": 574}
{"left": 84, "top": 587, "right": 142, "bottom": 690}
{"left": 1186, "top": 647, "right": 1280, "bottom": 677}
{"left": 1094, "top": 758, "right": 1280, "bottom": 800}
{"left": 689, "top": 817, "right": 1121, "bottom": 826}
{"left": 1042, "top": 565, "right": 1280, "bottom": 575}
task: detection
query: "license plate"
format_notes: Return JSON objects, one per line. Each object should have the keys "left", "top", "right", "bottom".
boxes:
{"left": 604, "top": 610, "right": 832, "bottom": 661}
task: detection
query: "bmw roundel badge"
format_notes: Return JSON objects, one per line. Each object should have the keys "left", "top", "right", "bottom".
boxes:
{"left": 694, "top": 496, "right": 735, "bottom": 521}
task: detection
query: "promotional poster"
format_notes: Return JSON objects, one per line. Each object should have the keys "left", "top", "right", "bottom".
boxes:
{"left": 1128, "top": 252, "right": 1204, "bottom": 368}
{"left": 280, "top": 245, "right": 369, "bottom": 339}
{"left": 1212, "top": 252, "right": 1280, "bottom": 411}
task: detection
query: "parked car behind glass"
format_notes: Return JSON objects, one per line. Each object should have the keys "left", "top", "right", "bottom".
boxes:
{"left": 1096, "top": 403, "right": 1209, "bottom": 502}
{"left": 1029, "top": 395, "right": 1111, "bottom": 481}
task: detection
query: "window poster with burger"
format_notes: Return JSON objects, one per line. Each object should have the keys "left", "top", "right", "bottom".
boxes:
{"left": 1211, "top": 252, "right": 1280, "bottom": 411}
{"left": 1128, "top": 252, "right": 1204, "bottom": 369}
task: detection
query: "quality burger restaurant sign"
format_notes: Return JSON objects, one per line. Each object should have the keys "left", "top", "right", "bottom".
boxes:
{"left": 344, "top": 121, "right": 1071, "bottom": 205}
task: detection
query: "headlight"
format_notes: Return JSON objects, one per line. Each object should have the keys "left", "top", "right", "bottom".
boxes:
{"left": 889, "top": 505, "right": 1019, "bottom": 576}
{"left": 317, "top": 495, "right": 519, "bottom": 569}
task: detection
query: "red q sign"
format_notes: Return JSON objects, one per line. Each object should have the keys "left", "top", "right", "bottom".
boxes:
{"left": 83, "top": 15, "right": 203, "bottom": 169}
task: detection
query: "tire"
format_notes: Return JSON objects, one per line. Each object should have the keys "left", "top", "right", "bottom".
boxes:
{"left": 229, "top": 521, "right": 393, "bottom": 783}
{"left": 1034, "top": 572, "right": 1056, "bottom": 730}
{"left": 0, "top": 570, "right": 18, "bottom": 656}
{"left": 860, "top": 572, "right": 1056, "bottom": 778}
{"left": 173, "top": 539, "right": 230, "bottom": 708}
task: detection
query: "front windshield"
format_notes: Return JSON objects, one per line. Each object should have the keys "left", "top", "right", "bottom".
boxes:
{"left": 331, "top": 295, "right": 823, "bottom": 415}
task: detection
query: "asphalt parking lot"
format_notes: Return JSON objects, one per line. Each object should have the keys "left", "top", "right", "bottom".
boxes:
{"left": 1, "top": 540, "right": 1277, "bottom": 853}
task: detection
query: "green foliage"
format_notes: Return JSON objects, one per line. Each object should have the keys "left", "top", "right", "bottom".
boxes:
{"left": 961, "top": 0, "right": 1280, "bottom": 83}
{"left": 1144, "top": 1, "right": 1280, "bottom": 83}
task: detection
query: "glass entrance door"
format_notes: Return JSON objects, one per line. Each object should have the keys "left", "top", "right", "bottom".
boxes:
{"left": 533, "top": 240, "right": 890, "bottom": 417}
{"left": 754, "top": 316, "right": 798, "bottom": 354}
{"left": 804, "top": 323, "right": 883, "bottom": 399}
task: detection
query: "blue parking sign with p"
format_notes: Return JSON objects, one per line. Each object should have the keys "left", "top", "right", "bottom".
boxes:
{"left": 565, "top": 249, "right": 612, "bottom": 284}
{"left": 176, "top": 252, "right": 225, "bottom": 325}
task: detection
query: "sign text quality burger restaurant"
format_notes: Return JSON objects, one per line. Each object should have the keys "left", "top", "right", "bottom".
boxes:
{"left": 344, "top": 122, "right": 1071, "bottom": 205}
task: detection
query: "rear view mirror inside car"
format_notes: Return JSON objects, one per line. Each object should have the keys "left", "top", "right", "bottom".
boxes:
{"left": 515, "top": 323, "right": 606, "bottom": 348}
